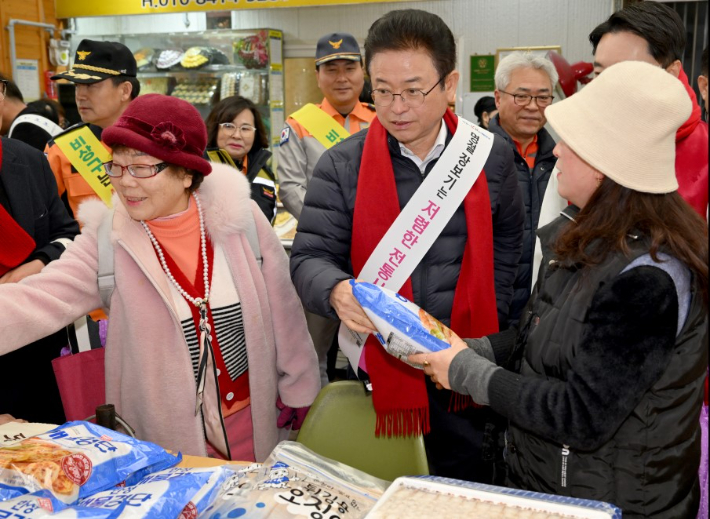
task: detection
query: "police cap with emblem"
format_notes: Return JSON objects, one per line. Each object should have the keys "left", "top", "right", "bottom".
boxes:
{"left": 315, "top": 33, "right": 362, "bottom": 67}
{"left": 51, "top": 39, "right": 137, "bottom": 84}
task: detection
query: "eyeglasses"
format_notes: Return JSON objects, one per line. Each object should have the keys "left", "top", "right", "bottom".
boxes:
{"left": 219, "top": 122, "right": 257, "bottom": 136}
{"left": 103, "top": 161, "right": 170, "bottom": 179}
{"left": 371, "top": 77, "right": 445, "bottom": 108}
{"left": 499, "top": 90, "right": 554, "bottom": 107}
{"left": 0, "top": 80, "right": 7, "bottom": 101}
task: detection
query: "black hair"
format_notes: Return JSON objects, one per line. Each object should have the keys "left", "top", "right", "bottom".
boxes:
{"left": 0, "top": 73, "right": 24, "bottom": 102}
{"left": 473, "top": 96, "right": 497, "bottom": 124}
{"left": 205, "top": 95, "right": 269, "bottom": 151}
{"left": 364, "top": 9, "right": 456, "bottom": 84}
{"left": 589, "top": 2, "right": 685, "bottom": 68}
{"left": 27, "top": 99, "right": 62, "bottom": 125}
{"left": 186, "top": 169, "right": 205, "bottom": 193}
{"left": 359, "top": 77, "right": 373, "bottom": 104}
{"left": 110, "top": 76, "right": 141, "bottom": 99}
{"left": 702, "top": 47, "right": 708, "bottom": 77}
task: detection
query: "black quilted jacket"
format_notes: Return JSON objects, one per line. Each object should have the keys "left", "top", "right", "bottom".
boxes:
{"left": 290, "top": 124, "right": 524, "bottom": 329}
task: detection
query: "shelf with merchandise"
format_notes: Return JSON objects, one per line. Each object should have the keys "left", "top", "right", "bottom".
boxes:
{"left": 93, "top": 28, "right": 284, "bottom": 146}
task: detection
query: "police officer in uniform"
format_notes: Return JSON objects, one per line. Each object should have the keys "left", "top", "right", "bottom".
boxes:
{"left": 46, "top": 40, "right": 140, "bottom": 218}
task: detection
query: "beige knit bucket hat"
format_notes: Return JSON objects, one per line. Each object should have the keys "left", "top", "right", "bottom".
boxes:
{"left": 545, "top": 61, "right": 691, "bottom": 194}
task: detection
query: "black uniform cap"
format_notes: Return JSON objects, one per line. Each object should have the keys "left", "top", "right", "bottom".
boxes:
{"left": 51, "top": 39, "right": 137, "bottom": 84}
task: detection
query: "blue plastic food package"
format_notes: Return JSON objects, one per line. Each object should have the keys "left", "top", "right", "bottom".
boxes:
{"left": 0, "top": 490, "right": 68, "bottom": 517}
{"left": 0, "top": 421, "right": 180, "bottom": 504}
{"left": 175, "top": 466, "right": 235, "bottom": 518}
{"left": 351, "top": 281, "right": 453, "bottom": 366}
{"left": 76, "top": 467, "right": 214, "bottom": 518}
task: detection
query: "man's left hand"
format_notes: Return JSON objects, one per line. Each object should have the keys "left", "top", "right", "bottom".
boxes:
{"left": 0, "top": 260, "right": 44, "bottom": 285}
{"left": 408, "top": 336, "right": 468, "bottom": 390}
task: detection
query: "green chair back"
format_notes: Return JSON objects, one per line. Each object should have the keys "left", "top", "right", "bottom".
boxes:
{"left": 296, "top": 381, "right": 429, "bottom": 481}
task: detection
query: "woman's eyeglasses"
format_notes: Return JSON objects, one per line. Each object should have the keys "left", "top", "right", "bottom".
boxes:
{"left": 219, "top": 122, "right": 257, "bottom": 136}
{"left": 103, "top": 161, "right": 170, "bottom": 179}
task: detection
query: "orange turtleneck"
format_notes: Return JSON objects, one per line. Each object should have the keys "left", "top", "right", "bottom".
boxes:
{"left": 145, "top": 197, "right": 201, "bottom": 283}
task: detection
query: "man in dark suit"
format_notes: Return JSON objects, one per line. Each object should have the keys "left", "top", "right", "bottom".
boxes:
{"left": 0, "top": 78, "right": 80, "bottom": 424}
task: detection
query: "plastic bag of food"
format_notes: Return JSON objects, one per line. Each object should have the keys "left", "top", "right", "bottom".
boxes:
{"left": 202, "top": 441, "right": 388, "bottom": 518}
{"left": 0, "top": 421, "right": 180, "bottom": 504}
{"left": 76, "top": 467, "right": 217, "bottom": 518}
{"left": 0, "top": 490, "right": 119, "bottom": 518}
{"left": 0, "top": 490, "right": 68, "bottom": 517}
{"left": 351, "top": 281, "right": 453, "bottom": 367}
{"left": 174, "top": 466, "right": 236, "bottom": 518}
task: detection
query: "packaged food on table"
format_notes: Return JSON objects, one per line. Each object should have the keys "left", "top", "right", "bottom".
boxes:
{"left": 0, "top": 490, "right": 69, "bottom": 517}
{"left": 0, "top": 490, "right": 121, "bottom": 518}
{"left": 0, "top": 421, "right": 180, "bottom": 504}
{"left": 368, "top": 476, "right": 622, "bottom": 519}
{"left": 75, "top": 467, "right": 223, "bottom": 518}
{"left": 202, "top": 441, "right": 388, "bottom": 519}
{"left": 350, "top": 281, "right": 454, "bottom": 367}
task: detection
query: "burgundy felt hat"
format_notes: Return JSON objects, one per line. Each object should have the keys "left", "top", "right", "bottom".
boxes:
{"left": 102, "top": 94, "right": 212, "bottom": 175}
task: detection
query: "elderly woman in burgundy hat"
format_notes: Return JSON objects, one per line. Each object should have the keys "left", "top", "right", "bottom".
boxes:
{"left": 0, "top": 94, "right": 319, "bottom": 462}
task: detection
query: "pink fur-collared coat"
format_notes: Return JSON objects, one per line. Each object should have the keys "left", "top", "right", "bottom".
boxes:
{"left": 0, "top": 163, "right": 320, "bottom": 461}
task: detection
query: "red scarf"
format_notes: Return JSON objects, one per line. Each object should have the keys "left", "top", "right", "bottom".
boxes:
{"left": 0, "top": 139, "right": 37, "bottom": 277}
{"left": 676, "top": 69, "right": 701, "bottom": 142}
{"left": 352, "top": 109, "right": 499, "bottom": 437}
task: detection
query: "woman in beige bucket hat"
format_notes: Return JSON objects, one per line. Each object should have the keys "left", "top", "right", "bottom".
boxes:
{"left": 411, "top": 61, "right": 708, "bottom": 517}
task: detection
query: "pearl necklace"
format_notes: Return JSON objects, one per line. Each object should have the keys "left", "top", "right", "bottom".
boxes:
{"left": 141, "top": 192, "right": 210, "bottom": 308}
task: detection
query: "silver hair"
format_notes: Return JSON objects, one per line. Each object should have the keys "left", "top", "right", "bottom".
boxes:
{"left": 494, "top": 51, "right": 559, "bottom": 90}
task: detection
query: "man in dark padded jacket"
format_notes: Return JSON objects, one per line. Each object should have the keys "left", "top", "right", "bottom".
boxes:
{"left": 290, "top": 9, "right": 524, "bottom": 483}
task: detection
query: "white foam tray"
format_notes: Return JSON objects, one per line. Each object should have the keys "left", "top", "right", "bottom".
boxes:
{"left": 367, "top": 476, "right": 620, "bottom": 518}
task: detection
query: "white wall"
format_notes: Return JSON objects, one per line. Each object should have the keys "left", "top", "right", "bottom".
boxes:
{"left": 74, "top": 0, "right": 613, "bottom": 93}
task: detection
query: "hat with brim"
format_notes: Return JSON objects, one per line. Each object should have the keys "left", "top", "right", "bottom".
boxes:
{"left": 544, "top": 60, "right": 691, "bottom": 194}
{"left": 51, "top": 39, "right": 137, "bottom": 84}
{"left": 315, "top": 32, "right": 362, "bottom": 67}
{"left": 102, "top": 94, "right": 212, "bottom": 176}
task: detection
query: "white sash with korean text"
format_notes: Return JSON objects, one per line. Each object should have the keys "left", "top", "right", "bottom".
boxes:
{"left": 339, "top": 117, "right": 494, "bottom": 372}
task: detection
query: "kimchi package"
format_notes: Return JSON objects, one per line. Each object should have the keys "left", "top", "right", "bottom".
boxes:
{"left": 0, "top": 422, "right": 179, "bottom": 505}
{"left": 75, "top": 467, "right": 223, "bottom": 518}
{"left": 0, "top": 467, "right": 235, "bottom": 518}
{"left": 351, "top": 281, "right": 453, "bottom": 367}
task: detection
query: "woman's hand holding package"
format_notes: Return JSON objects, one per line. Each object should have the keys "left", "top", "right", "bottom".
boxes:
{"left": 408, "top": 337, "right": 468, "bottom": 390}
{"left": 329, "top": 279, "right": 376, "bottom": 334}
{"left": 409, "top": 336, "right": 501, "bottom": 405}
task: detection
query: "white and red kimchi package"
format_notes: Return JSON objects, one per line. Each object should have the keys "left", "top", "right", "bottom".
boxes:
{"left": 0, "top": 422, "right": 179, "bottom": 505}
{"left": 351, "top": 281, "right": 454, "bottom": 366}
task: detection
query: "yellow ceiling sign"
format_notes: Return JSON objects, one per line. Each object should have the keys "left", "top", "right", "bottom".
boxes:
{"left": 57, "top": 0, "right": 417, "bottom": 19}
